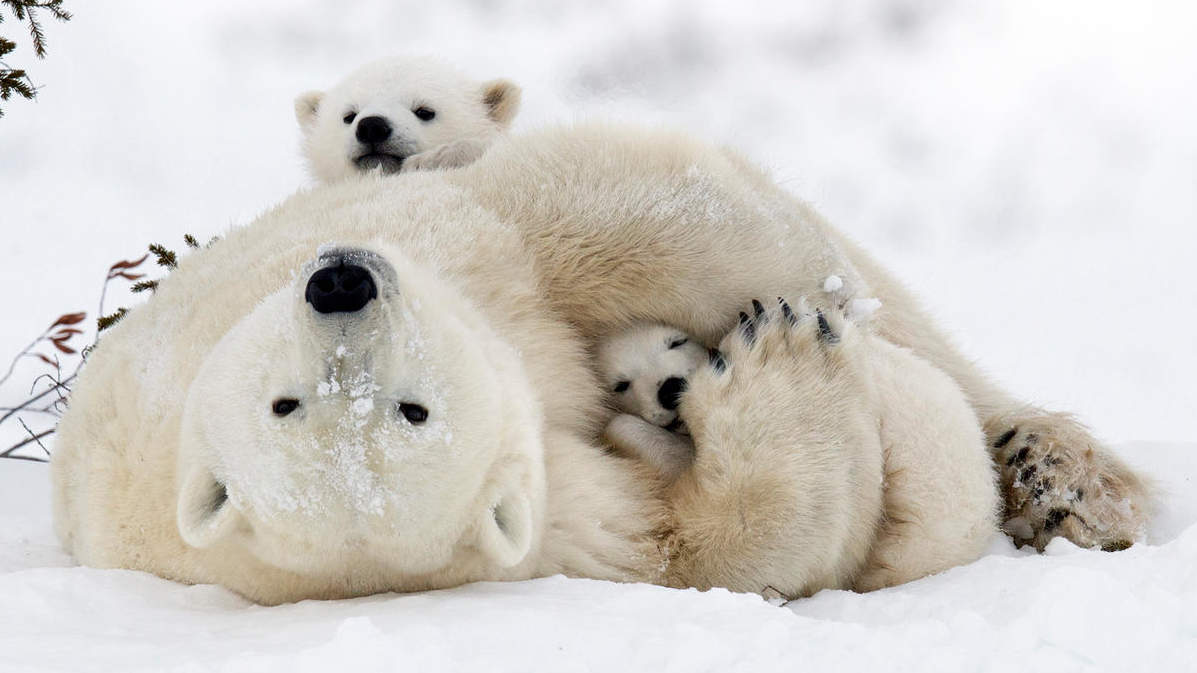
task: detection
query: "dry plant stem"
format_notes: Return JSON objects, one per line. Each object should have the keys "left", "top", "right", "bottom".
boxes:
{"left": 2, "top": 250, "right": 151, "bottom": 461}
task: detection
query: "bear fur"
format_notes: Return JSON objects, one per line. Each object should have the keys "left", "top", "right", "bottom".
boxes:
{"left": 295, "top": 56, "right": 520, "bottom": 182}
{"left": 597, "top": 303, "right": 1000, "bottom": 592}
{"left": 51, "top": 124, "right": 1152, "bottom": 605}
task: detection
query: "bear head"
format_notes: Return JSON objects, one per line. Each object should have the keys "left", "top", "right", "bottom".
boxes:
{"left": 597, "top": 324, "right": 708, "bottom": 432}
{"left": 294, "top": 56, "right": 520, "bottom": 182}
{"left": 175, "top": 243, "right": 546, "bottom": 588}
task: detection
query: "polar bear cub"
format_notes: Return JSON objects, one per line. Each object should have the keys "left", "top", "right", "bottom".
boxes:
{"left": 599, "top": 292, "right": 999, "bottom": 592}
{"left": 295, "top": 56, "right": 521, "bottom": 182}
{"left": 597, "top": 324, "right": 708, "bottom": 481}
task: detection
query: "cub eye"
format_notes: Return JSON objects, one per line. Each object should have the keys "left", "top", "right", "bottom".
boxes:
{"left": 413, "top": 106, "right": 436, "bottom": 121}
{"left": 398, "top": 402, "right": 428, "bottom": 424}
{"left": 612, "top": 381, "right": 630, "bottom": 393}
{"left": 668, "top": 337, "right": 689, "bottom": 349}
{"left": 343, "top": 111, "right": 357, "bottom": 124}
{"left": 272, "top": 398, "right": 300, "bottom": 417}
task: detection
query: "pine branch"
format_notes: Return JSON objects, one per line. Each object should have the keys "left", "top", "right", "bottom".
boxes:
{"left": 97, "top": 307, "right": 127, "bottom": 332}
{"left": 0, "top": 0, "right": 71, "bottom": 116}
{"left": 148, "top": 243, "right": 178, "bottom": 269}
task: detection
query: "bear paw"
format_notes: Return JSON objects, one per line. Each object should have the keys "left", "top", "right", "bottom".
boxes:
{"left": 402, "top": 139, "right": 488, "bottom": 173}
{"left": 682, "top": 297, "right": 868, "bottom": 448}
{"left": 986, "top": 410, "right": 1153, "bottom": 552}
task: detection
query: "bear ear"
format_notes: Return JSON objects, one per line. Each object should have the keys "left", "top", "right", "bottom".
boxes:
{"left": 475, "top": 488, "right": 534, "bottom": 568}
{"left": 480, "top": 79, "right": 521, "bottom": 128}
{"left": 177, "top": 466, "right": 241, "bottom": 549}
{"left": 294, "top": 90, "right": 324, "bottom": 131}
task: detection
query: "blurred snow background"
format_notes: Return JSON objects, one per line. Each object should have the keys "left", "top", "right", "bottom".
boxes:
{"left": 2, "top": 0, "right": 1194, "bottom": 447}
{"left": 2, "top": 2, "right": 1197, "bottom": 670}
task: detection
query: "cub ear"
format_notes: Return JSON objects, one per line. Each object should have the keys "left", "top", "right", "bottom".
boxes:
{"left": 294, "top": 90, "right": 324, "bottom": 131}
{"left": 480, "top": 79, "right": 522, "bottom": 128}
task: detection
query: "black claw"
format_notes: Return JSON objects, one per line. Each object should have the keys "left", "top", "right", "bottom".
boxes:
{"left": 1020, "top": 465, "right": 1037, "bottom": 483}
{"left": 752, "top": 299, "right": 767, "bottom": 322}
{"left": 816, "top": 310, "right": 838, "bottom": 344}
{"left": 708, "top": 348, "right": 726, "bottom": 373}
{"left": 1044, "top": 507, "right": 1072, "bottom": 531}
{"left": 739, "top": 312, "right": 756, "bottom": 344}
{"left": 994, "top": 428, "right": 1018, "bottom": 449}
{"left": 1015, "top": 446, "right": 1030, "bottom": 465}
{"left": 778, "top": 297, "right": 796, "bottom": 325}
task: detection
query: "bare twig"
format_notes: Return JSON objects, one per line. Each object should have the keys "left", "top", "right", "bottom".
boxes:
{"left": 17, "top": 417, "right": 49, "bottom": 456}
{"left": 1, "top": 423, "right": 53, "bottom": 461}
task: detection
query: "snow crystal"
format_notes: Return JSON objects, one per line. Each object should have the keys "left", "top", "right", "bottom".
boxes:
{"left": 849, "top": 297, "right": 882, "bottom": 319}
{"left": 823, "top": 275, "right": 844, "bottom": 293}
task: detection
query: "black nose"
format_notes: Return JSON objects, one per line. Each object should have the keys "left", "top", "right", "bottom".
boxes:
{"left": 658, "top": 377, "right": 687, "bottom": 411}
{"left": 305, "top": 263, "right": 377, "bottom": 314}
{"left": 355, "top": 116, "right": 392, "bottom": 144}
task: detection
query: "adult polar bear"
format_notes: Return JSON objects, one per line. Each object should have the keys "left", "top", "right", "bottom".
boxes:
{"left": 52, "top": 124, "right": 1149, "bottom": 605}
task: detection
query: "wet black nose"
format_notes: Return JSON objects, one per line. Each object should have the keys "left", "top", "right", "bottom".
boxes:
{"left": 355, "top": 116, "right": 392, "bottom": 144}
{"left": 305, "top": 263, "right": 377, "bottom": 314}
{"left": 658, "top": 377, "right": 687, "bottom": 411}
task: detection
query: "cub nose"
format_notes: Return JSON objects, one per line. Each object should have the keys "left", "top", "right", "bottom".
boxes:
{"left": 305, "top": 263, "right": 377, "bottom": 314}
{"left": 355, "top": 116, "right": 392, "bottom": 144}
{"left": 657, "top": 377, "right": 687, "bottom": 411}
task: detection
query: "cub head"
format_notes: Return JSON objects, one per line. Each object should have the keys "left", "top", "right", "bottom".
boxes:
{"left": 176, "top": 245, "right": 544, "bottom": 594}
{"left": 295, "top": 56, "right": 521, "bottom": 182}
{"left": 597, "top": 324, "right": 708, "bottom": 432}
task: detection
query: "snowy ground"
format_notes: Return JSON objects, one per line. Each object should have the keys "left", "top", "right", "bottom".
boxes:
{"left": 2, "top": 444, "right": 1195, "bottom": 672}
{"left": 2, "top": 0, "right": 1196, "bottom": 670}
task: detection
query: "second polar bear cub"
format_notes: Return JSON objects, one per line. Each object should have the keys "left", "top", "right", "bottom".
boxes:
{"left": 599, "top": 289, "right": 999, "bottom": 591}
{"left": 295, "top": 56, "right": 521, "bottom": 182}
{"left": 598, "top": 323, "right": 709, "bottom": 481}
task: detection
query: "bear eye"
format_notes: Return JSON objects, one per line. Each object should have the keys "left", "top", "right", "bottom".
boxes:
{"left": 612, "top": 381, "right": 630, "bottom": 393}
{"left": 272, "top": 398, "right": 300, "bottom": 417}
{"left": 413, "top": 106, "right": 436, "bottom": 122}
{"left": 343, "top": 111, "right": 357, "bottom": 124}
{"left": 668, "top": 337, "right": 689, "bottom": 349}
{"left": 398, "top": 402, "right": 428, "bottom": 424}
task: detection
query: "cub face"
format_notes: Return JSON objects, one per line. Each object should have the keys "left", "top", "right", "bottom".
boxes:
{"left": 295, "top": 56, "right": 520, "bottom": 182}
{"left": 176, "top": 245, "right": 544, "bottom": 585}
{"left": 597, "top": 324, "right": 708, "bottom": 431}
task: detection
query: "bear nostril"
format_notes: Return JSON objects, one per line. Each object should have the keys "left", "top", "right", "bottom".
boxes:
{"left": 355, "top": 115, "right": 393, "bottom": 145}
{"left": 658, "top": 377, "right": 687, "bottom": 411}
{"left": 305, "top": 263, "right": 378, "bottom": 314}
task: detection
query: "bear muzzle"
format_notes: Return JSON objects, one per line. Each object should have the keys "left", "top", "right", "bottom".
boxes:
{"left": 305, "top": 262, "right": 377, "bottom": 314}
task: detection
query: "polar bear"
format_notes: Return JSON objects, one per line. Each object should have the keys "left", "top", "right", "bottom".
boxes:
{"left": 51, "top": 124, "right": 1152, "bottom": 605}
{"left": 599, "top": 298, "right": 999, "bottom": 591}
{"left": 294, "top": 56, "right": 520, "bottom": 182}
{"left": 597, "top": 323, "right": 705, "bottom": 480}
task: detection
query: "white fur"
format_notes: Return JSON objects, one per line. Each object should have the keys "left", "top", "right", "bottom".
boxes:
{"left": 599, "top": 308, "right": 999, "bottom": 592}
{"left": 296, "top": 56, "right": 520, "bottom": 182}
{"left": 597, "top": 323, "right": 706, "bottom": 428}
{"left": 52, "top": 123, "right": 1152, "bottom": 605}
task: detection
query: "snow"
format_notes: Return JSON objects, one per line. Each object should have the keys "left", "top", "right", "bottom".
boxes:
{"left": 2, "top": 0, "right": 1196, "bottom": 670}
{"left": 2, "top": 444, "right": 1196, "bottom": 672}
{"left": 849, "top": 296, "right": 883, "bottom": 319}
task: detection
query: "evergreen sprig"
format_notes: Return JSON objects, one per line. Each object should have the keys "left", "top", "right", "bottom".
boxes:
{"left": 0, "top": 0, "right": 71, "bottom": 117}
{"left": 96, "top": 307, "right": 127, "bottom": 332}
{"left": 148, "top": 243, "right": 178, "bottom": 269}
